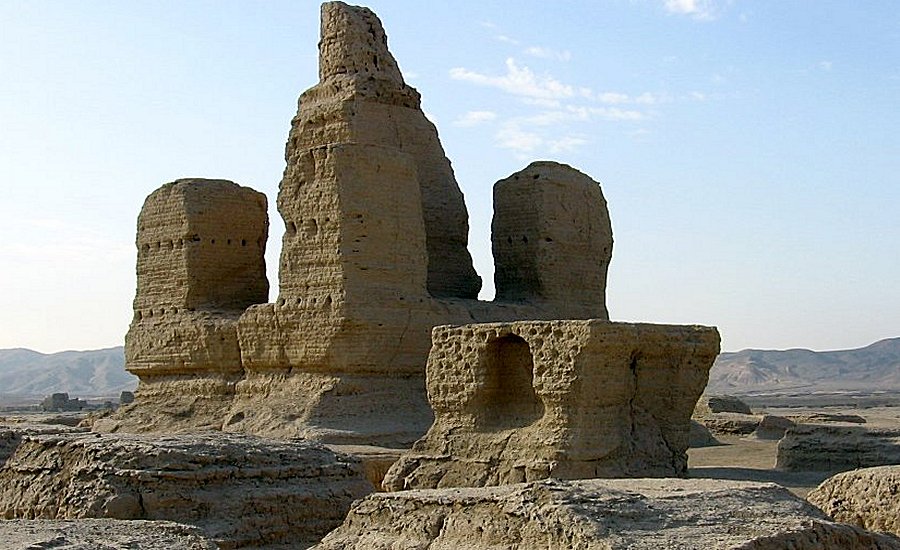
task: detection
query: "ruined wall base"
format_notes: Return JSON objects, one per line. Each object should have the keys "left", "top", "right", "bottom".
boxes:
{"left": 92, "top": 374, "right": 239, "bottom": 434}
{"left": 383, "top": 320, "right": 720, "bottom": 490}
{"left": 222, "top": 370, "right": 433, "bottom": 448}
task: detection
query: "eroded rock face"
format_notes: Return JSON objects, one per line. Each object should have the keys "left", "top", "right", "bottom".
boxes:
{"left": 807, "top": 465, "right": 900, "bottom": 537}
{"left": 694, "top": 394, "right": 753, "bottom": 416}
{"left": 690, "top": 419, "right": 721, "bottom": 447}
{"left": 752, "top": 414, "right": 796, "bottom": 440}
{"left": 0, "top": 422, "right": 87, "bottom": 465}
{"left": 492, "top": 161, "right": 612, "bottom": 318}
{"left": 284, "top": 1, "right": 479, "bottom": 300}
{"left": 699, "top": 412, "right": 764, "bottom": 436}
{"left": 313, "top": 478, "right": 900, "bottom": 549}
{"left": 776, "top": 424, "right": 900, "bottom": 471}
{"left": 383, "top": 320, "right": 720, "bottom": 490}
{"left": 0, "top": 432, "right": 372, "bottom": 548}
{"left": 125, "top": 178, "right": 268, "bottom": 376}
{"left": 0, "top": 519, "right": 217, "bottom": 550}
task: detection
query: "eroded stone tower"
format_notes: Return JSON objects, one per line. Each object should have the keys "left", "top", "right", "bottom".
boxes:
{"left": 126, "top": 178, "right": 268, "bottom": 375}
{"left": 111, "top": 2, "right": 719, "bottom": 460}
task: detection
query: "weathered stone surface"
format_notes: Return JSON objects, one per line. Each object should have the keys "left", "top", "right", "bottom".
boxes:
{"left": 93, "top": 374, "right": 239, "bottom": 433}
{"left": 0, "top": 518, "right": 217, "bottom": 550}
{"left": 313, "top": 478, "right": 900, "bottom": 549}
{"left": 690, "top": 419, "right": 720, "bottom": 447}
{"left": 285, "top": 2, "right": 479, "bottom": 300}
{"left": 492, "top": 161, "right": 612, "bottom": 318}
{"left": 694, "top": 394, "right": 753, "bottom": 416}
{"left": 789, "top": 412, "right": 867, "bottom": 424}
{"left": 126, "top": 178, "right": 268, "bottom": 376}
{"left": 0, "top": 422, "right": 87, "bottom": 465}
{"left": 0, "top": 432, "right": 372, "bottom": 548}
{"left": 808, "top": 465, "right": 900, "bottom": 537}
{"left": 699, "top": 412, "right": 764, "bottom": 436}
{"left": 328, "top": 444, "right": 403, "bottom": 490}
{"left": 752, "top": 414, "right": 795, "bottom": 440}
{"left": 383, "top": 320, "right": 720, "bottom": 490}
{"left": 776, "top": 424, "right": 900, "bottom": 471}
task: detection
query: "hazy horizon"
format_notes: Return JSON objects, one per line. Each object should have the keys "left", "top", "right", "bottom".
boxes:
{"left": 2, "top": 1, "right": 898, "bottom": 354}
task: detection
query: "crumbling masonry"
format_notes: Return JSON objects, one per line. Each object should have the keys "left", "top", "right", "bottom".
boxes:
{"left": 105, "top": 1, "right": 720, "bottom": 480}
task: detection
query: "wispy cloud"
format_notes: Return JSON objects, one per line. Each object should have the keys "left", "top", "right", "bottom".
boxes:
{"left": 495, "top": 119, "right": 592, "bottom": 157}
{"left": 524, "top": 46, "right": 572, "bottom": 62}
{"left": 454, "top": 110, "right": 497, "bottom": 127}
{"left": 450, "top": 58, "right": 576, "bottom": 101}
{"left": 590, "top": 91, "right": 671, "bottom": 105}
{"left": 495, "top": 35, "right": 520, "bottom": 46}
{"left": 450, "top": 56, "right": 685, "bottom": 157}
{"left": 520, "top": 106, "right": 646, "bottom": 126}
{"left": 495, "top": 122, "right": 543, "bottom": 154}
{"left": 595, "top": 92, "right": 630, "bottom": 104}
{"left": 663, "top": 0, "right": 718, "bottom": 21}
{"left": 548, "top": 136, "right": 588, "bottom": 154}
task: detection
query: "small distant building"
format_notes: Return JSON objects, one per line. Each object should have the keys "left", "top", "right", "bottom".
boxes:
{"left": 40, "top": 392, "right": 87, "bottom": 412}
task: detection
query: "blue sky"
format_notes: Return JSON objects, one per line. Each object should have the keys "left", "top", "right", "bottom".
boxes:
{"left": 1, "top": 0, "right": 898, "bottom": 353}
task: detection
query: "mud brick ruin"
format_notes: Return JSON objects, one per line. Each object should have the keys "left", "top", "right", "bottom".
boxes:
{"left": 105, "top": 1, "right": 721, "bottom": 481}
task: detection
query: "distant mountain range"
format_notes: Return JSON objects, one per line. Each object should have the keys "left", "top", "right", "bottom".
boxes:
{"left": 709, "top": 337, "right": 900, "bottom": 394}
{"left": 0, "top": 346, "right": 135, "bottom": 399}
{"left": 1, "top": 338, "right": 898, "bottom": 400}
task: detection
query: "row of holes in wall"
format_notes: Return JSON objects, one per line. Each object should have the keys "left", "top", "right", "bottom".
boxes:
{"left": 134, "top": 307, "right": 196, "bottom": 321}
{"left": 284, "top": 213, "right": 366, "bottom": 240}
{"left": 284, "top": 213, "right": 359, "bottom": 238}
{"left": 275, "top": 295, "right": 333, "bottom": 307}
{"left": 139, "top": 236, "right": 263, "bottom": 252}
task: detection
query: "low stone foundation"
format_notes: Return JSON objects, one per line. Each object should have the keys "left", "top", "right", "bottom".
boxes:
{"left": 0, "top": 432, "right": 373, "bottom": 548}
{"left": 383, "top": 320, "right": 720, "bottom": 490}
{"left": 314, "top": 478, "right": 900, "bottom": 549}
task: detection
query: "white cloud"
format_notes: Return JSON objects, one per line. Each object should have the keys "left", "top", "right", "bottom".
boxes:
{"left": 548, "top": 136, "right": 588, "bottom": 154}
{"left": 519, "top": 110, "right": 578, "bottom": 126}
{"left": 495, "top": 123, "right": 543, "bottom": 154}
{"left": 450, "top": 58, "right": 576, "bottom": 100}
{"left": 522, "top": 97, "right": 563, "bottom": 109}
{"left": 594, "top": 91, "right": 670, "bottom": 105}
{"left": 449, "top": 59, "right": 675, "bottom": 158}
{"left": 525, "top": 46, "right": 572, "bottom": 62}
{"left": 818, "top": 61, "right": 833, "bottom": 71}
{"left": 663, "top": 0, "right": 717, "bottom": 21}
{"left": 454, "top": 110, "right": 497, "bottom": 127}
{"left": 521, "top": 106, "right": 646, "bottom": 125}
{"left": 495, "top": 34, "right": 520, "bottom": 45}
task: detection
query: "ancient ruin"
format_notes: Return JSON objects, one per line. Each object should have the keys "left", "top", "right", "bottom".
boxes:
{"left": 94, "top": 0, "right": 719, "bottom": 482}
{"left": 104, "top": 1, "right": 634, "bottom": 448}
{"left": 3, "top": 3, "right": 900, "bottom": 549}
{"left": 383, "top": 320, "right": 719, "bottom": 489}
{"left": 0, "top": 432, "right": 371, "bottom": 548}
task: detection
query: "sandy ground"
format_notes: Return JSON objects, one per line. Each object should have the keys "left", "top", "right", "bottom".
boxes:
{"left": 688, "top": 405, "right": 900, "bottom": 497}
